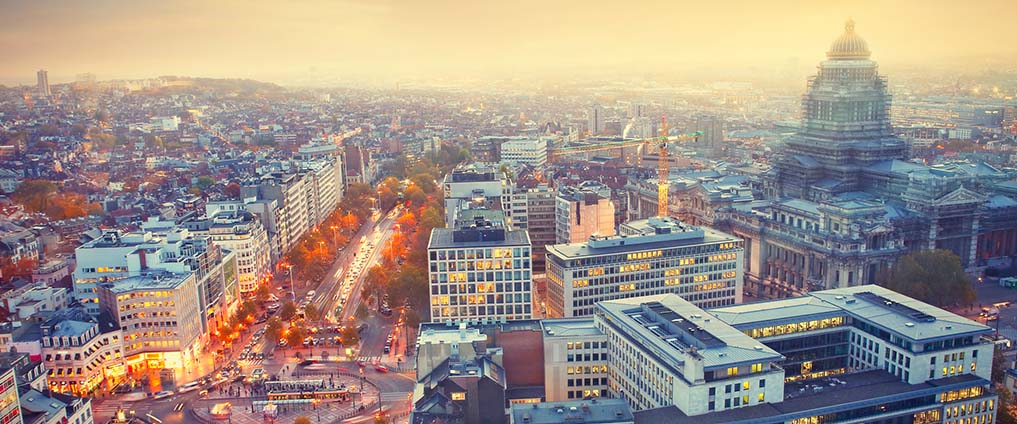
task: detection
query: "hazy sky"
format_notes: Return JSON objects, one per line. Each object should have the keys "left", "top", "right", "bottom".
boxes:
{"left": 1, "top": 0, "right": 1014, "bottom": 86}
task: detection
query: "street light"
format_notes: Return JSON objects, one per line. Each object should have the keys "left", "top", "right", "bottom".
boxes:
{"left": 284, "top": 264, "right": 296, "bottom": 302}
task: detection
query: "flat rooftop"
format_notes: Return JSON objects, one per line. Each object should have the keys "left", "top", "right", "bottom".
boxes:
{"left": 100, "top": 272, "right": 192, "bottom": 293}
{"left": 634, "top": 371, "right": 987, "bottom": 424}
{"left": 428, "top": 227, "right": 530, "bottom": 249}
{"left": 710, "top": 285, "right": 991, "bottom": 342}
{"left": 597, "top": 294, "right": 782, "bottom": 370}
{"left": 541, "top": 318, "right": 602, "bottom": 338}
{"left": 511, "top": 398, "right": 633, "bottom": 424}
{"left": 548, "top": 218, "right": 737, "bottom": 259}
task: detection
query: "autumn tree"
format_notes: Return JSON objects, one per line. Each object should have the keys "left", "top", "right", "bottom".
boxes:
{"left": 304, "top": 303, "right": 321, "bottom": 322}
{"left": 265, "top": 317, "right": 284, "bottom": 343}
{"left": 339, "top": 325, "right": 360, "bottom": 346}
{"left": 363, "top": 265, "right": 389, "bottom": 310}
{"left": 225, "top": 182, "right": 242, "bottom": 199}
{"left": 12, "top": 180, "right": 56, "bottom": 213}
{"left": 295, "top": 417, "right": 312, "bottom": 424}
{"left": 877, "top": 249, "right": 975, "bottom": 307}
{"left": 285, "top": 324, "right": 307, "bottom": 347}
{"left": 0, "top": 256, "right": 38, "bottom": 282}
{"left": 279, "top": 301, "right": 298, "bottom": 321}
{"left": 254, "top": 284, "right": 271, "bottom": 303}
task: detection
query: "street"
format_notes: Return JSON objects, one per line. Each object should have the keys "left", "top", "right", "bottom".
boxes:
{"left": 92, "top": 207, "right": 416, "bottom": 424}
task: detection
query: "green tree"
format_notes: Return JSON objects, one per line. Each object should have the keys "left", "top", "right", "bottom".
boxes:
{"left": 12, "top": 180, "right": 57, "bottom": 213}
{"left": 279, "top": 301, "right": 298, "bottom": 321}
{"left": 304, "top": 303, "right": 321, "bottom": 321}
{"left": 265, "top": 317, "right": 284, "bottom": 343}
{"left": 194, "top": 176, "right": 215, "bottom": 191}
{"left": 239, "top": 300, "right": 258, "bottom": 320}
{"left": 877, "top": 249, "right": 975, "bottom": 307}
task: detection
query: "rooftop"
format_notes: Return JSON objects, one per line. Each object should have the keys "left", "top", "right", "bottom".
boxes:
{"left": 99, "top": 272, "right": 193, "bottom": 294}
{"left": 548, "top": 218, "right": 736, "bottom": 259}
{"left": 710, "top": 285, "right": 990, "bottom": 342}
{"left": 511, "top": 398, "right": 634, "bottom": 424}
{"left": 597, "top": 294, "right": 783, "bottom": 370}
{"left": 541, "top": 318, "right": 602, "bottom": 338}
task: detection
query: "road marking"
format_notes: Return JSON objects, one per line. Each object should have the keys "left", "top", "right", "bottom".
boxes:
{"left": 173, "top": 403, "right": 185, "bottom": 412}
{"left": 147, "top": 413, "right": 164, "bottom": 423}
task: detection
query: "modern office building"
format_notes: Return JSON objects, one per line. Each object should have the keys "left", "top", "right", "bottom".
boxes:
{"left": 501, "top": 138, "right": 549, "bottom": 168}
{"left": 183, "top": 203, "right": 271, "bottom": 295}
{"left": 36, "top": 70, "right": 50, "bottom": 98}
{"left": 427, "top": 209, "right": 533, "bottom": 323}
{"left": 555, "top": 182, "right": 616, "bottom": 245}
{"left": 541, "top": 318, "right": 609, "bottom": 402}
{"left": 96, "top": 271, "right": 203, "bottom": 376}
{"left": 596, "top": 294, "right": 785, "bottom": 414}
{"left": 72, "top": 229, "right": 238, "bottom": 341}
{"left": 442, "top": 163, "right": 513, "bottom": 226}
{"left": 0, "top": 365, "right": 21, "bottom": 424}
{"left": 630, "top": 285, "right": 997, "bottom": 423}
{"left": 506, "top": 184, "right": 556, "bottom": 273}
{"left": 589, "top": 105, "right": 606, "bottom": 135}
{"left": 546, "top": 217, "right": 743, "bottom": 318}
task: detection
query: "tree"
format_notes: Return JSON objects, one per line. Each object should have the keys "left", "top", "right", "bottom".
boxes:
{"left": 994, "top": 346, "right": 1009, "bottom": 384}
{"left": 373, "top": 414, "right": 390, "bottom": 424}
{"left": 285, "top": 324, "right": 307, "bottom": 347}
{"left": 403, "top": 309, "right": 421, "bottom": 330}
{"left": 304, "top": 303, "right": 321, "bottom": 321}
{"left": 339, "top": 325, "right": 360, "bottom": 346}
{"left": 363, "top": 266, "right": 389, "bottom": 309}
{"left": 194, "top": 176, "right": 215, "bottom": 191}
{"left": 239, "top": 300, "right": 258, "bottom": 321}
{"left": 12, "top": 180, "right": 56, "bottom": 213}
{"left": 279, "top": 301, "right": 298, "bottom": 321}
{"left": 877, "top": 249, "right": 975, "bottom": 307}
{"left": 254, "top": 284, "right": 271, "bottom": 303}
{"left": 1, "top": 256, "right": 38, "bottom": 282}
{"left": 265, "top": 317, "right": 284, "bottom": 343}
{"left": 998, "top": 385, "right": 1017, "bottom": 424}
{"left": 355, "top": 303, "right": 369, "bottom": 321}
{"left": 225, "top": 182, "right": 242, "bottom": 199}
{"left": 295, "top": 417, "right": 312, "bottom": 424}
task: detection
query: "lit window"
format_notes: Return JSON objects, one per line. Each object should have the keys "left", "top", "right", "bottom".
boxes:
{"left": 451, "top": 392, "right": 466, "bottom": 400}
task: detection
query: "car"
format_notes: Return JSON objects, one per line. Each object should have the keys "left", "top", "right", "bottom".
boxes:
{"left": 357, "top": 323, "right": 368, "bottom": 334}
{"left": 152, "top": 390, "right": 174, "bottom": 400}
{"left": 178, "top": 381, "right": 202, "bottom": 394}
{"left": 199, "top": 389, "right": 209, "bottom": 398}
{"left": 278, "top": 340, "right": 287, "bottom": 347}
{"left": 256, "top": 352, "right": 265, "bottom": 360}
{"left": 239, "top": 352, "right": 247, "bottom": 360}
{"left": 374, "top": 365, "right": 389, "bottom": 373}
{"left": 383, "top": 346, "right": 390, "bottom": 354}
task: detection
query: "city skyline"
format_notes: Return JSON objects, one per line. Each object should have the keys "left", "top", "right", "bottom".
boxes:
{"left": 1, "top": 0, "right": 1016, "bottom": 86}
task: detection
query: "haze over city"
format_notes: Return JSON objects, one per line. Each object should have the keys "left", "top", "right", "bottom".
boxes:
{"left": 2, "top": 0, "right": 1016, "bottom": 86}
{"left": 2, "top": 2, "right": 1017, "bottom": 424}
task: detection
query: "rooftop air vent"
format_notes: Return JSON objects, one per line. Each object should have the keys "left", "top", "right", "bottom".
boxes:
{"left": 904, "top": 322, "right": 915, "bottom": 327}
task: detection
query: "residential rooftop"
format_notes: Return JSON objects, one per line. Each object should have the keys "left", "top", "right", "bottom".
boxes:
{"left": 511, "top": 398, "right": 633, "bottom": 424}
{"left": 548, "top": 218, "right": 737, "bottom": 259}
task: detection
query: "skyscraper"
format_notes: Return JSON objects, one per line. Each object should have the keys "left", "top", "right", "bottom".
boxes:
{"left": 588, "top": 104, "right": 605, "bottom": 135}
{"left": 36, "top": 69, "right": 50, "bottom": 97}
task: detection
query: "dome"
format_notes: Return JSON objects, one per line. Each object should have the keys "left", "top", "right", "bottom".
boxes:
{"left": 827, "top": 19, "right": 870, "bottom": 60}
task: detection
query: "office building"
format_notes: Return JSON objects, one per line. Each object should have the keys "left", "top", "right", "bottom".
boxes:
{"left": 0, "top": 365, "right": 20, "bottom": 424}
{"left": 630, "top": 285, "right": 997, "bottom": 423}
{"left": 182, "top": 203, "right": 272, "bottom": 295}
{"left": 36, "top": 70, "right": 50, "bottom": 98}
{"left": 300, "top": 157, "right": 345, "bottom": 228}
{"left": 501, "top": 138, "right": 549, "bottom": 168}
{"left": 546, "top": 217, "right": 743, "bottom": 318}
{"left": 72, "top": 229, "right": 238, "bottom": 340}
{"left": 541, "top": 319, "right": 609, "bottom": 402}
{"left": 427, "top": 210, "right": 533, "bottom": 323}
{"left": 693, "top": 115, "right": 723, "bottom": 157}
{"left": 96, "top": 271, "right": 203, "bottom": 376}
{"left": 442, "top": 163, "right": 513, "bottom": 226}
{"left": 506, "top": 184, "right": 556, "bottom": 273}
{"left": 589, "top": 105, "right": 606, "bottom": 135}
{"left": 509, "top": 399, "right": 633, "bottom": 424}
{"left": 555, "top": 182, "right": 616, "bottom": 244}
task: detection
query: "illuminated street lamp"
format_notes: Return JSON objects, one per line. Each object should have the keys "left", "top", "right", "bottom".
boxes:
{"left": 283, "top": 263, "right": 296, "bottom": 301}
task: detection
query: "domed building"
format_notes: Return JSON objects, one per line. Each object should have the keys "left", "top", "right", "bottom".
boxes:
{"left": 770, "top": 19, "right": 906, "bottom": 200}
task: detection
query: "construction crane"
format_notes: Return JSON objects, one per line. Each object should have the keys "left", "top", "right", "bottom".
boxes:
{"left": 548, "top": 116, "right": 702, "bottom": 217}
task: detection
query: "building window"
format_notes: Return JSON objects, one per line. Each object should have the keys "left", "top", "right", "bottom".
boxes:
{"left": 451, "top": 392, "right": 466, "bottom": 400}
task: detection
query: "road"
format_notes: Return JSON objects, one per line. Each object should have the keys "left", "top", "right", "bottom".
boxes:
{"left": 93, "top": 208, "right": 417, "bottom": 424}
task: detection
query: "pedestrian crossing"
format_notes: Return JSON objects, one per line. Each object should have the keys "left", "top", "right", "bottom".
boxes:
{"left": 91, "top": 401, "right": 128, "bottom": 420}
{"left": 354, "top": 356, "right": 382, "bottom": 364}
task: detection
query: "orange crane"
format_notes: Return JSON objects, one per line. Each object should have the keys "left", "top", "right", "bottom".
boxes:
{"left": 549, "top": 116, "right": 702, "bottom": 217}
